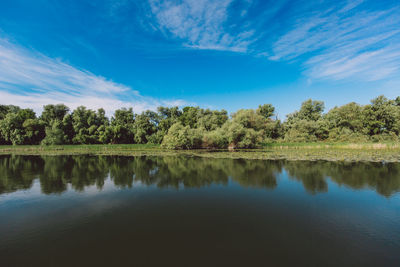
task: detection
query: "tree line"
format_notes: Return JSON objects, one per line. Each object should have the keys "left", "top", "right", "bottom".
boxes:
{"left": 1, "top": 95, "right": 400, "bottom": 148}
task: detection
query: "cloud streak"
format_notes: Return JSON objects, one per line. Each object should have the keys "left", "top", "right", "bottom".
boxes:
{"left": 0, "top": 38, "right": 186, "bottom": 115}
{"left": 148, "top": 0, "right": 254, "bottom": 52}
{"left": 270, "top": 1, "right": 400, "bottom": 81}
{"left": 146, "top": 0, "right": 400, "bottom": 82}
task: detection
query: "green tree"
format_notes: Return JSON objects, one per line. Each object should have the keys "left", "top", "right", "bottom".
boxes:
{"left": 71, "top": 106, "right": 109, "bottom": 144}
{"left": 107, "top": 108, "right": 135, "bottom": 144}
{"left": 133, "top": 112, "right": 157, "bottom": 144}
{"left": 156, "top": 106, "right": 181, "bottom": 140}
{"left": 41, "top": 120, "right": 67, "bottom": 145}
{"left": 0, "top": 105, "right": 20, "bottom": 120}
{"left": 257, "top": 104, "right": 275, "bottom": 119}
{"left": 394, "top": 96, "right": 400, "bottom": 106}
{"left": 40, "top": 104, "right": 70, "bottom": 145}
{"left": 284, "top": 99, "right": 327, "bottom": 142}
{"left": 197, "top": 109, "right": 228, "bottom": 131}
{"left": 0, "top": 109, "right": 44, "bottom": 145}
{"left": 40, "top": 104, "right": 69, "bottom": 126}
{"left": 221, "top": 109, "right": 265, "bottom": 148}
{"left": 324, "top": 102, "right": 366, "bottom": 141}
{"left": 161, "top": 122, "right": 203, "bottom": 149}
{"left": 362, "top": 96, "right": 400, "bottom": 138}
{"left": 180, "top": 106, "right": 201, "bottom": 128}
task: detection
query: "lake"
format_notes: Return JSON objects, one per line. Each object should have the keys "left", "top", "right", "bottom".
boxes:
{"left": 1, "top": 155, "right": 399, "bottom": 266}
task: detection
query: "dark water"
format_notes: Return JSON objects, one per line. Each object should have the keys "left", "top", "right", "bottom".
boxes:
{"left": 0, "top": 155, "right": 400, "bottom": 266}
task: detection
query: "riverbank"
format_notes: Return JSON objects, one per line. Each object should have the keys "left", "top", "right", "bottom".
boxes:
{"left": 1, "top": 143, "right": 400, "bottom": 162}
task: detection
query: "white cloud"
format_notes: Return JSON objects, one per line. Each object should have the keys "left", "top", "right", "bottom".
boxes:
{"left": 270, "top": 2, "right": 400, "bottom": 81}
{"left": 0, "top": 38, "right": 187, "bottom": 115}
{"left": 0, "top": 39, "right": 130, "bottom": 95}
{"left": 307, "top": 44, "right": 400, "bottom": 81}
{"left": 339, "top": 0, "right": 364, "bottom": 13}
{"left": 148, "top": 0, "right": 254, "bottom": 52}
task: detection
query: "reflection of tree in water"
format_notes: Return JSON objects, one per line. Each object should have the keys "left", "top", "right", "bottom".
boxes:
{"left": 155, "top": 156, "right": 229, "bottom": 188}
{"left": 0, "top": 155, "right": 44, "bottom": 193}
{"left": 284, "top": 161, "right": 328, "bottom": 194}
{"left": 39, "top": 156, "right": 109, "bottom": 193}
{"left": 227, "top": 159, "right": 282, "bottom": 189}
{"left": 284, "top": 161, "right": 400, "bottom": 197}
{"left": 324, "top": 162, "right": 400, "bottom": 197}
{"left": 39, "top": 156, "right": 70, "bottom": 194}
{"left": 71, "top": 156, "right": 108, "bottom": 191}
{"left": 149, "top": 157, "right": 281, "bottom": 189}
{"left": 0, "top": 155, "right": 280, "bottom": 193}
{"left": 108, "top": 156, "right": 160, "bottom": 188}
{"left": 0, "top": 155, "right": 400, "bottom": 197}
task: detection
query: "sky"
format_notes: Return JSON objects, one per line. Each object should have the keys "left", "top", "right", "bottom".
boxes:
{"left": 0, "top": 0, "right": 399, "bottom": 118}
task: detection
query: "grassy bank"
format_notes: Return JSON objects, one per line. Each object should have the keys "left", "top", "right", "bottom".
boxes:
{"left": 1, "top": 143, "right": 400, "bottom": 162}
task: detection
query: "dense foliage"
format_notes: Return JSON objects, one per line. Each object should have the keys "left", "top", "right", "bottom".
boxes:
{"left": 1, "top": 95, "right": 400, "bottom": 148}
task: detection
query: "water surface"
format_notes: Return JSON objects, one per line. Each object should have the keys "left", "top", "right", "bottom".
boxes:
{"left": 1, "top": 155, "right": 399, "bottom": 266}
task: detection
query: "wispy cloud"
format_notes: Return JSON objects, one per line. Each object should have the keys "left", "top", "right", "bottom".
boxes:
{"left": 147, "top": 0, "right": 400, "bottom": 82}
{"left": 270, "top": 1, "right": 400, "bottom": 81}
{"left": 0, "top": 38, "right": 187, "bottom": 115}
{"left": 338, "top": 0, "right": 364, "bottom": 13}
{"left": 148, "top": 0, "right": 254, "bottom": 52}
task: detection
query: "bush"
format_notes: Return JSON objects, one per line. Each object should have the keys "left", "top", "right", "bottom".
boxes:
{"left": 41, "top": 121, "right": 66, "bottom": 145}
{"left": 202, "top": 129, "right": 228, "bottom": 148}
{"left": 327, "top": 128, "right": 369, "bottom": 142}
{"left": 371, "top": 132, "right": 399, "bottom": 143}
{"left": 147, "top": 131, "right": 165, "bottom": 144}
{"left": 221, "top": 121, "right": 263, "bottom": 149}
{"left": 161, "top": 122, "right": 203, "bottom": 149}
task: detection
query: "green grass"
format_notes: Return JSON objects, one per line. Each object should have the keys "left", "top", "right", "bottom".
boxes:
{"left": 0, "top": 143, "right": 399, "bottom": 162}
{"left": 262, "top": 141, "right": 400, "bottom": 148}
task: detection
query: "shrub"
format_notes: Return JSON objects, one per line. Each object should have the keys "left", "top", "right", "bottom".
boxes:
{"left": 202, "top": 129, "right": 228, "bottom": 148}
{"left": 161, "top": 122, "right": 203, "bottom": 149}
{"left": 41, "top": 121, "right": 66, "bottom": 145}
{"left": 222, "top": 121, "right": 263, "bottom": 149}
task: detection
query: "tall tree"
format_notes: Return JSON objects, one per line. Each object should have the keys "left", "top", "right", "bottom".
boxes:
{"left": 107, "top": 108, "right": 135, "bottom": 144}
{"left": 0, "top": 109, "right": 44, "bottom": 145}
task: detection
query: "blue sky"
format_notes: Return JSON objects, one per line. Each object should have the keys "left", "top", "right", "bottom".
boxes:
{"left": 0, "top": 0, "right": 399, "bottom": 118}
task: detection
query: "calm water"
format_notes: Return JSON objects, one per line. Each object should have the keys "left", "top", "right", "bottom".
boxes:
{"left": 1, "top": 155, "right": 400, "bottom": 266}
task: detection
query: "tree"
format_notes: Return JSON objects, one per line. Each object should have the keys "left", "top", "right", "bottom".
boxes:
{"left": 41, "top": 120, "right": 66, "bottom": 145}
{"left": 133, "top": 112, "right": 157, "bottom": 144}
{"left": 222, "top": 121, "right": 261, "bottom": 148}
{"left": 23, "top": 118, "right": 45, "bottom": 144}
{"left": 362, "top": 95, "right": 399, "bottom": 136}
{"left": 107, "top": 108, "right": 135, "bottom": 144}
{"left": 0, "top": 109, "right": 44, "bottom": 145}
{"left": 219, "top": 109, "right": 266, "bottom": 148}
{"left": 39, "top": 104, "right": 70, "bottom": 145}
{"left": 323, "top": 102, "right": 366, "bottom": 141}
{"left": 40, "top": 104, "right": 69, "bottom": 126}
{"left": 0, "top": 105, "right": 20, "bottom": 144}
{"left": 284, "top": 99, "right": 326, "bottom": 142}
{"left": 156, "top": 106, "right": 182, "bottom": 140}
{"left": 161, "top": 122, "right": 203, "bottom": 149}
{"left": 71, "top": 106, "right": 109, "bottom": 144}
{"left": 395, "top": 96, "right": 400, "bottom": 106}
{"left": 180, "top": 106, "right": 201, "bottom": 128}
{"left": 257, "top": 104, "right": 275, "bottom": 119}
{"left": 0, "top": 105, "right": 20, "bottom": 120}
{"left": 294, "top": 99, "right": 324, "bottom": 121}
{"left": 231, "top": 109, "right": 266, "bottom": 131}
{"left": 197, "top": 109, "right": 228, "bottom": 131}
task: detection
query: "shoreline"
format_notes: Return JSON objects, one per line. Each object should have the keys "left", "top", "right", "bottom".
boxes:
{"left": 0, "top": 144, "right": 400, "bottom": 162}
